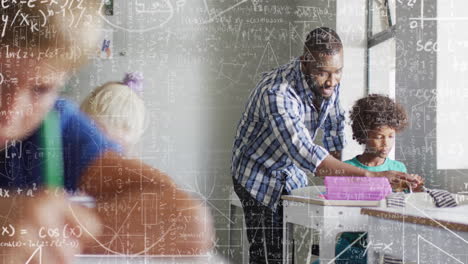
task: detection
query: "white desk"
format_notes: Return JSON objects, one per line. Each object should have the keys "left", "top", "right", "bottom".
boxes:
{"left": 282, "top": 186, "right": 383, "bottom": 264}
{"left": 362, "top": 205, "right": 468, "bottom": 263}
{"left": 74, "top": 255, "right": 227, "bottom": 264}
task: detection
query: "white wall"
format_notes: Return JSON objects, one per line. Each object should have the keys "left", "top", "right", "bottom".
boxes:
{"left": 437, "top": 0, "right": 468, "bottom": 169}
{"left": 336, "top": 0, "right": 367, "bottom": 161}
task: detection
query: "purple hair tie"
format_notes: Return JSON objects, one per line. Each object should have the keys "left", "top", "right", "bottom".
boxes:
{"left": 123, "top": 72, "right": 144, "bottom": 96}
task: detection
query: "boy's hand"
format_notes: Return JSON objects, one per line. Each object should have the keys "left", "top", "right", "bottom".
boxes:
{"left": 0, "top": 190, "right": 101, "bottom": 264}
{"left": 406, "top": 173, "right": 425, "bottom": 192}
{"left": 373, "top": 171, "right": 424, "bottom": 191}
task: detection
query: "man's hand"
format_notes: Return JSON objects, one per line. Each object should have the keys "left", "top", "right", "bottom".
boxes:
{"left": 0, "top": 190, "right": 101, "bottom": 264}
{"left": 372, "top": 171, "right": 424, "bottom": 191}
{"left": 404, "top": 173, "right": 425, "bottom": 192}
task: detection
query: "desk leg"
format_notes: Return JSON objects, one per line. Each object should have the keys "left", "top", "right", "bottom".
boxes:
{"left": 367, "top": 247, "right": 377, "bottom": 264}
{"left": 283, "top": 221, "right": 294, "bottom": 264}
{"left": 228, "top": 204, "right": 236, "bottom": 261}
{"left": 241, "top": 218, "right": 249, "bottom": 264}
{"left": 319, "top": 229, "right": 338, "bottom": 264}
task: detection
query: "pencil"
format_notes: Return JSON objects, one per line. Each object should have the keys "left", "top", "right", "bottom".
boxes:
{"left": 39, "top": 110, "right": 64, "bottom": 188}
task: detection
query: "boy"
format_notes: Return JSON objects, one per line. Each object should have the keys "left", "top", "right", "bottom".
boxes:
{"left": 0, "top": 3, "right": 212, "bottom": 263}
{"left": 335, "top": 94, "right": 417, "bottom": 263}
{"left": 345, "top": 94, "right": 411, "bottom": 181}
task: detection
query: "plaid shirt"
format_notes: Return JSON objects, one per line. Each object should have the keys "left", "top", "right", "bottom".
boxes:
{"left": 231, "top": 58, "right": 346, "bottom": 210}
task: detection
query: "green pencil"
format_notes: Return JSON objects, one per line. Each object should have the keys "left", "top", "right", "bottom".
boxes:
{"left": 39, "top": 110, "right": 64, "bottom": 188}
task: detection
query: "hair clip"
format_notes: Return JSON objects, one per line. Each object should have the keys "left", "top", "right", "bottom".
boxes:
{"left": 123, "top": 72, "right": 144, "bottom": 96}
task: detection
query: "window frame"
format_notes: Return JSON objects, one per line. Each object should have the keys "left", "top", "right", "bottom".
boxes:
{"left": 366, "top": 0, "right": 396, "bottom": 92}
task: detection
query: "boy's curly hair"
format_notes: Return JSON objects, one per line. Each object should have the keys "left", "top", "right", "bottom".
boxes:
{"left": 349, "top": 94, "right": 408, "bottom": 145}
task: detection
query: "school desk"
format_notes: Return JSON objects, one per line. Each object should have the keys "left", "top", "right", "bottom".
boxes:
{"left": 74, "top": 254, "right": 227, "bottom": 264}
{"left": 362, "top": 205, "right": 468, "bottom": 263}
{"left": 282, "top": 186, "right": 383, "bottom": 264}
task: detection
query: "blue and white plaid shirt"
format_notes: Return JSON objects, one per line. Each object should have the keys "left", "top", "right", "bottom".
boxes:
{"left": 231, "top": 58, "right": 346, "bottom": 210}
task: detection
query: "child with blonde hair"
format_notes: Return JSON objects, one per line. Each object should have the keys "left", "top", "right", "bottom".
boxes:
{"left": 81, "top": 72, "right": 147, "bottom": 153}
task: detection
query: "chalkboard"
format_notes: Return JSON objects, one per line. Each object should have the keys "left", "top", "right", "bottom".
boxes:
{"left": 64, "top": 0, "right": 337, "bottom": 260}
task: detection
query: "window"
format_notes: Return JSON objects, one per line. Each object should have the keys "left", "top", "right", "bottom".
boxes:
{"left": 367, "top": 0, "right": 396, "bottom": 96}
{"left": 367, "top": 0, "right": 397, "bottom": 158}
{"left": 368, "top": 38, "right": 395, "bottom": 98}
{"left": 369, "top": 0, "right": 396, "bottom": 37}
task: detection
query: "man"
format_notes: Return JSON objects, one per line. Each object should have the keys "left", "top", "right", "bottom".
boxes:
{"left": 231, "top": 27, "right": 422, "bottom": 263}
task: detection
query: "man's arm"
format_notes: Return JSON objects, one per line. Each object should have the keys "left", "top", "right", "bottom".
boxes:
{"left": 315, "top": 154, "right": 424, "bottom": 189}
{"left": 322, "top": 89, "right": 346, "bottom": 156}
{"left": 79, "top": 151, "right": 214, "bottom": 255}
{"left": 315, "top": 154, "right": 371, "bottom": 177}
{"left": 263, "top": 89, "right": 329, "bottom": 174}
{"left": 263, "top": 89, "right": 423, "bottom": 189}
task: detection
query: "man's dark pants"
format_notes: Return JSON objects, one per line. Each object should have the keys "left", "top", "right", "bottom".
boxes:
{"left": 233, "top": 180, "right": 285, "bottom": 264}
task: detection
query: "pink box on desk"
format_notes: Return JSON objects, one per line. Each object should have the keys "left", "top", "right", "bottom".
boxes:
{"left": 324, "top": 176, "right": 392, "bottom": 200}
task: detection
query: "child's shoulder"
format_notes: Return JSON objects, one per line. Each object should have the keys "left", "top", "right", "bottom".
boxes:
{"left": 385, "top": 158, "right": 407, "bottom": 172}
{"left": 386, "top": 158, "right": 406, "bottom": 167}
{"left": 343, "top": 156, "right": 374, "bottom": 171}
{"left": 344, "top": 156, "right": 361, "bottom": 166}
{"left": 54, "top": 98, "right": 80, "bottom": 114}
{"left": 54, "top": 98, "right": 93, "bottom": 127}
